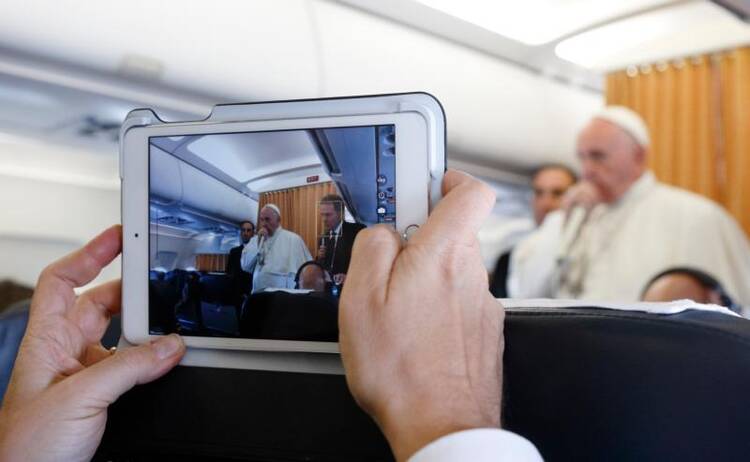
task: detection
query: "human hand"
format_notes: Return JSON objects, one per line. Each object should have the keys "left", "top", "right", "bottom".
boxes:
{"left": 560, "top": 181, "right": 601, "bottom": 213}
{"left": 339, "top": 170, "right": 503, "bottom": 461}
{"left": 0, "top": 225, "right": 186, "bottom": 462}
{"left": 333, "top": 273, "right": 346, "bottom": 285}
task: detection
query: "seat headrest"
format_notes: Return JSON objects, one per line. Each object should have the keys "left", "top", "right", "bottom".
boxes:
{"left": 98, "top": 303, "right": 750, "bottom": 461}
{"left": 503, "top": 305, "right": 750, "bottom": 461}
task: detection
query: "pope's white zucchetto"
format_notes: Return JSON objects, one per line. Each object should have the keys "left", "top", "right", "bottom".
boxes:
{"left": 262, "top": 203, "right": 281, "bottom": 218}
{"left": 593, "top": 106, "right": 651, "bottom": 148}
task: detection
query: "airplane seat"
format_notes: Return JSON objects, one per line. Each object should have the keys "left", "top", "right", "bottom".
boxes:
{"left": 165, "top": 269, "right": 191, "bottom": 292}
{"left": 174, "top": 271, "right": 204, "bottom": 333}
{"left": 149, "top": 270, "right": 165, "bottom": 281}
{"left": 199, "top": 273, "right": 234, "bottom": 305}
{"left": 238, "top": 292, "right": 338, "bottom": 341}
{"left": 0, "top": 300, "right": 120, "bottom": 403}
{"left": 261, "top": 292, "right": 338, "bottom": 341}
{"left": 238, "top": 292, "right": 274, "bottom": 338}
{"left": 95, "top": 303, "right": 750, "bottom": 461}
{"left": 148, "top": 280, "right": 178, "bottom": 334}
{"left": 0, "top": 300, "right": 30, "bottom": 401}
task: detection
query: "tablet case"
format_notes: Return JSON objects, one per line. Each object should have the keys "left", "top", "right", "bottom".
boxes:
{"left": 119, "top": 92, "right": 446, "bottom": 374}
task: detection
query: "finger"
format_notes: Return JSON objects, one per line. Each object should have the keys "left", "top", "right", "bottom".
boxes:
{"left": 81, "top": 343, "right": 115, "bottom": 367}
{"left": 341, "top": 225, "right": 401, "bottom": 313}
{"left": 61, "top": 334, "right": 185, "bottom": 407}
{"left": 33, "top": 225, "right": 122, "bottom": 317}
{"left": 69, "top": 280, "right": 121, "bottom": 344}
{"left": 410, "top": 170, "right": 495, "bottom": 248}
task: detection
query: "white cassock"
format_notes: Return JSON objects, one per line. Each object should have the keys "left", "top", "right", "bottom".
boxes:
{"left": 240, "top": 227, "right": 312, "bottom": 293}
{"left": 508, "top": 171, "right": 750, "bottom": 306}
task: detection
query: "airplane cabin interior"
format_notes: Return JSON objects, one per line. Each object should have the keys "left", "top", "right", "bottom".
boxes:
{"left": 1, "top": 1, "right": 750, "bottom": 461}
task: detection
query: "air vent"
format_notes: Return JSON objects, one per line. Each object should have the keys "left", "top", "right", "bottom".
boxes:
{"left": 156, "top": 215, "right": 193, "bottom": 226}
{"left": 203, "top": 225, "right": 226, "bottom": 233}
{"left": 78, "top": 116, "right": 121, "bottom": 142}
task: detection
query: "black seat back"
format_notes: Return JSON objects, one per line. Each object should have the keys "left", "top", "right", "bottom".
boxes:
{"left": 199, "top": 273, "right": 233, "bottom": 305}
{"left": 240, "top": 291, "right": 338, "bottom": 341}
{"left": 502, "top": 306, "right": 750, "bottom": 461}
{"left": 96, "top": 305, "right": 750, "bottom": 461}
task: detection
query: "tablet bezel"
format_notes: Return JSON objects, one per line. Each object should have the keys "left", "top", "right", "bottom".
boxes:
{"left": 122, "top": 112, "right": 430, "bottom": 353}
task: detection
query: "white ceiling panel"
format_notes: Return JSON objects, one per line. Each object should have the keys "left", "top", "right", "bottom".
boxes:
{"left": 0, "top": 0, "right": 321, "bottom": 99}
{"left": 186, "top": 131, "right": 321, "bottom": 184}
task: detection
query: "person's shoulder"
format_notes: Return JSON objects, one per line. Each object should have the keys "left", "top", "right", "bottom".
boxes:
{"left": 283, "top": 228, "right": 306, "bottom": 241}
{"left": 653, "top": 182, "right": 726, "bottom": 217}
{"left": 345, "top": 221, "right": 367, "bottom": 232}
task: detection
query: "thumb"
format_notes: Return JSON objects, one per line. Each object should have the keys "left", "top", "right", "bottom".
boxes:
{"left": 64, "top": 334, "right": 185, "bottom": 407}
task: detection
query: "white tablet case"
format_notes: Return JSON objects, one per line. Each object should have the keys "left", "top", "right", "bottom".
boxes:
{"left": 118, "top": 92, "right": 446, "bottom": 373}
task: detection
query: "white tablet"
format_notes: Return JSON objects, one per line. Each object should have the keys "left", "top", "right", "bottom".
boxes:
{"left": 120, "top": 93, "right": 446, "bottom": 353}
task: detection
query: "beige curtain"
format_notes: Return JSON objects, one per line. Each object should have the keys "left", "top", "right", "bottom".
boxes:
{"left": 195, "top": 254, "right": 228, "bottom": 272}
{"left": 258, "top": 182, "right": 337, "bottom": 256}
{"left": 606, "top": 47, "right": 750, "bottom": 237}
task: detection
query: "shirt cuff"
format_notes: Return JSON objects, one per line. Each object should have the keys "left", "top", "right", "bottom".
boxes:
{"left": 408, "top": 428, "right": 543, "bottom": 462}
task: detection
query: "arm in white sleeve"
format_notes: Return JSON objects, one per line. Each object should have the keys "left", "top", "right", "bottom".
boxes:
{"left": 408, "top": 428, "right": 543, "bottom": 462}
{"left": 507, "top": 211, "right": 564, "bottom": 298}
{"left": 240, "top": 237, "right": 259, "bottom": 272}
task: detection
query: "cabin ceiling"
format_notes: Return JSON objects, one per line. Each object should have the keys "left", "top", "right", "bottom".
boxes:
{"left": 0, "top": 0, "right": 747, "bottom": 175}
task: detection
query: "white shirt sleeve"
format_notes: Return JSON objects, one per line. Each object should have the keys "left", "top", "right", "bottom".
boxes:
{"left": 507, "top": 211, "right": 564, "bottom": 298}
{"left": 408, "top": 428, "right": 543, "bottom": 462}
{"left": 240, "top": 236, "right": 259, "bottom": 272}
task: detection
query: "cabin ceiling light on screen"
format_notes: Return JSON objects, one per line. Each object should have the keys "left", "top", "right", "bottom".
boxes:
{"left": 412, "top": 0, "right": 673, "bottom": 45}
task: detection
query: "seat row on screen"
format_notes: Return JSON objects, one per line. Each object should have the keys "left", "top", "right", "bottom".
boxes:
{"left": 149, "top": 269, "right": 338, "bottom": 341}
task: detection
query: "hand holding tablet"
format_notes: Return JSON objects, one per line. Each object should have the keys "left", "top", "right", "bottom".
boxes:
{"left": 339, "top": 170, "right": 504, "bottom": 461}
{"left": 0, "top": 226, "right": 186, "bottom": 462}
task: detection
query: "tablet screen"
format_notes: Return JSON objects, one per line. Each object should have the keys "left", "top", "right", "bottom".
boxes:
{"left": 147, "top": 125, "right": 395, "bottom": 341}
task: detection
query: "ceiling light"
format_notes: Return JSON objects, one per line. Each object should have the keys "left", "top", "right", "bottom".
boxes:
{"left": 555, "top": 1, "right": 750, "bottom": 69}
{"left": 413, "top": 0, "right": 674, "bottom": 45}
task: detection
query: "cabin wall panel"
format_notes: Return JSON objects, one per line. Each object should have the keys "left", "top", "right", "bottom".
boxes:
{"left": 149, "top": 233, "right": 202, "bottom": 271}
{"left": 0, "top": 174, "right": 120, "bottom": 288}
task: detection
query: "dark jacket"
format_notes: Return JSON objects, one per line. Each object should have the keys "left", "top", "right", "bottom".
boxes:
{"left": 318, "top": 221, "right": 366, "bottom": 275}
{"left": 227, "top": 244, "right": 253, "bottom": 300}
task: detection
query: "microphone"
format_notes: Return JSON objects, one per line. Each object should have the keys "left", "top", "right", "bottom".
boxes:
{"left": 558, "top": 206, "right": 590, "bottom": 262}
{"left": 257, "top": 233, "right": 267, "bottom": 266}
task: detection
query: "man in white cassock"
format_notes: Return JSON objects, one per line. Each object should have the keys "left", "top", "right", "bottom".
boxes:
{"left": 241, "top": 203, "right": 312, "bottom": 293}
{"left": 508, "top": 106, "right": 750, "bottom": 306}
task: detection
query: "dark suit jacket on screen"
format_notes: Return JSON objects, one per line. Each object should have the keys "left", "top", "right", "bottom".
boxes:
{"left": 227, "top": 244, "right": 253, "bottom": 301}
{"left": 319, "top": 221, "right": 366, "bottom": 276}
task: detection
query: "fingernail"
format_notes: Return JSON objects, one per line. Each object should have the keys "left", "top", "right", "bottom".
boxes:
{"left": 153, "top": 334, "right": 183, "bottom": 360}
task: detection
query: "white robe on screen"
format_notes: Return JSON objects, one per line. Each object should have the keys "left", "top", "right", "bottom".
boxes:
{"left": 508, "top": 171, "right": 750, "bottom": 306}
{"left": 240, "top": 227, "right": 312, "bottom": 293}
